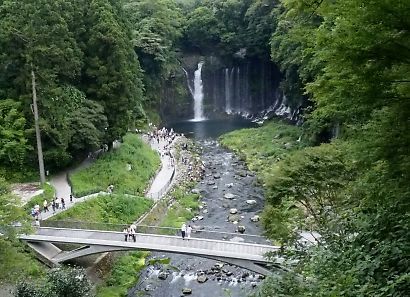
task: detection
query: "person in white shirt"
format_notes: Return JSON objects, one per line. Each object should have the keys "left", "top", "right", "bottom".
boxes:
{"left": 186, "top": 225, "right": 192, "bottom": 240}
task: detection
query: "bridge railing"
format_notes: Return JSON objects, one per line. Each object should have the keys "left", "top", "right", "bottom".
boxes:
{"left": 40, "top": 220, "right": 270, "bottom": 244}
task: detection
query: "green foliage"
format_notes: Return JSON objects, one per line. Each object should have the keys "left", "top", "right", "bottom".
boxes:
{"left": 220, "top": 120, "right": 303, "bottom": 183}
{"left": 97, "top": 251, "right": 149, "bottom": 297}
{"left": 51, "top": 193, "right": 153, "bottom": 225}
{"left": 70, "top": 134, "right": 160, "bottom": 197}
{"left": 15, "top": 267, "right": 93, "bottom": 297}
{"left": 0, "top": 238, "right": 43, "bottom": 283}
{"left": 0, "top": 99, "right": 32, "bottom": 167}
{"left": 160, "top": 183, "right": 199, "bottom": 229}
{"left": 0, "top": 0, "right": 146, "bottom": 170}
{"left": 83, "top": 0, "right": 145, "bottom": 144}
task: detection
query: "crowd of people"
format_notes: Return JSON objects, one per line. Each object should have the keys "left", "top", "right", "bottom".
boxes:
{"left": 30, "top": 194, "right": 74, "bottom": 225}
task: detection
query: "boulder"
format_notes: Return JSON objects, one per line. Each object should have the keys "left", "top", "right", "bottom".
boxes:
{"left": 246, "top": 199, "right": 257, "bottom": 205}
{"left": 191, "top": 188, "right": 200, "bottom": 194}
{"left": 230, "top": 236, "right": 245, "bottom": 242}
{"left": 212, "top": 185, "right": 218, "bottom": 189}
{"left": 225, "top": 183, "right": 234, "bottom": 188}
{"left": 228, "top": 214, "right": 240, "bottom": 222}
{"left": 207, "top": 181, "right": 216, "bottom": 186}
{"left": 197, "top": 215, "right": 204, "bottom": 220}
{"left": 224, "top": 193, "right": 236, "bottom": 199}
{"left": 197, "top": 275, "right": 208, "bottom": 283}
{"left": 182, "top": 288, "right": 192, "bottom": 295}
{"left": 237, "top": 225, "right": 246, "bottom": 234}
{"left": 158, "top": 271, "right": 168, "bottom": 280}
{"left": 250, "top": 215, "right": 260, "bottom": 222}
{"left": 202, "top": 209, "right": 208, "bottom": 214}
{"left": 229, "top": 208, "right": 238, "bottom": 214}
{"left": 222, "top": 203, "right": 230, "bottom": 208}
{"left": 213, "top": 174, "right": 221, "bottom": 179}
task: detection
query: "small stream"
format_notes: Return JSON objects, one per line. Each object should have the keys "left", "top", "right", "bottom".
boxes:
{"left": 131, "top": 119, "right": 269, "bottom": 296}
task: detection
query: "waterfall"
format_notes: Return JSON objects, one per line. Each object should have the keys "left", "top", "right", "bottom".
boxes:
{"left": 193, "top": 62, "right": 205, "bottom": 121}
{"left": 182, "top": 67, "right": 194, "bottom": 97}
{"left": 225, "top": 68, "right": 231, "bottom": 114}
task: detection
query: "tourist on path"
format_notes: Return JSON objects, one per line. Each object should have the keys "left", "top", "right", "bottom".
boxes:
{"left": 61, "top": 197, "right": 66, "bottom": 209}
{"left": 70, "top": 194, "right": 73, "bottom": 203}
{"left": 55, "top": 197, "right": 60, "bottom": 209}
{"left": 130, "top": 227, "right": 136, "bottom": 242}
{"left": 181, "top": 223, "right": 187, "bottom": 240}
{"left": 186, "top": 225, "right": 192, "bottom": 240}
{"left": 52, "top": 200, "right": 56, "bottom": 213}
{"left": 123, "top": 228, "right": 128, "bottom": 241}
{"left": 43, "top": 200, "right": 49, "bottom": 212}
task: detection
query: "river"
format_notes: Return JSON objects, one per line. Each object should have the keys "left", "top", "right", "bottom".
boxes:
{"left": 130, "top": 119, "right": 268, "bottom": 296}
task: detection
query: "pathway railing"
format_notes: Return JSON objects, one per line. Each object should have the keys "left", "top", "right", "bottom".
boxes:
{"left": 147, "top": 165, "right": 175, "bottom": 200}
{"left": 40, "top": 220, "right": 269, "bottom": 244}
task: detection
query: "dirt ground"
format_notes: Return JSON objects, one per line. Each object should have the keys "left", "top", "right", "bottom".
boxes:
{"left": 11, "top": 183, "right": 44, "bottom": 205}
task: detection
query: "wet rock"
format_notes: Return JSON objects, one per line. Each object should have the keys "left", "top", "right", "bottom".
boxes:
{"left": 191, "top": 188, "right": 200, "bottom": 194}
{"left": 158, "top": 271, "right": 168, "bottom": 280}
{"left": 246, "top": 199, "right": 257, "bottom": 205}
{"left": 250, "top": 215, "right": 260, "bottom": 222}
{"left": 182, "top": 288, "right": 192, "bottom": 295}
{"left": 197, "top": 275, "right": 208, "bottom": 283}
{"left": 237, "top": 225, "right": 246, "bottom": 234}
{"left": 228, "top": 214, "right": 240, "bottom": 222}
{"left": 224, "top": 193, "right": 235, "bottom": 199}
{"left": 229, "top": 208, "right": 238, "bottom": 214}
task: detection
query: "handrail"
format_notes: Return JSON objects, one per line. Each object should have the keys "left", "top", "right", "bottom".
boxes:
{"left": 40, "top": 220, "right": 268, "bottom": 243}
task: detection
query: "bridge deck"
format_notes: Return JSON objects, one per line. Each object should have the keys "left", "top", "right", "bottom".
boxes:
{"left": 21, "top": 227, "right": 278, "bottom": 263}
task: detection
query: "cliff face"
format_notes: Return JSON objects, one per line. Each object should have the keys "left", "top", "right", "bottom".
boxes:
{"left": 160, "top": 54, "right": 305, "bottom": 123}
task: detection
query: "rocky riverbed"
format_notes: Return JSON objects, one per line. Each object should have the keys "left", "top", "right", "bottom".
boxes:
{"left": 131, "top": 140, "right": 270, "bottom": 297}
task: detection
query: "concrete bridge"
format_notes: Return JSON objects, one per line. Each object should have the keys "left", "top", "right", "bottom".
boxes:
{"left": 21, "top": 227, "right": 279, "bottom": 275}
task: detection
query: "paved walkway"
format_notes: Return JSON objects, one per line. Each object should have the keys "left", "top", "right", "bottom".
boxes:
{"left": 144, "top": 136, "right": 177, "bottom": 200}
{"left": 40, "top": 135, "right": 177, "bottom": 221}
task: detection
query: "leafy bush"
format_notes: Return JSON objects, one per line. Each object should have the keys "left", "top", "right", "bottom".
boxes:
{"left": 97, "top": 252, "right": 148, "bottom": 297}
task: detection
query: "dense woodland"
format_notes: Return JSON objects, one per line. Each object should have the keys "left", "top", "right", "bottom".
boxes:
{"left": 0, "top": 0, "right": 409, "bottom": 296}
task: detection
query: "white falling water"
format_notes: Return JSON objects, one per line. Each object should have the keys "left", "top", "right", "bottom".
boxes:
{"left": 225, "top": 68, "right": 232, "bottom": 114}
{"left": 193, "top": 62, "right": 205, "bottom": 121}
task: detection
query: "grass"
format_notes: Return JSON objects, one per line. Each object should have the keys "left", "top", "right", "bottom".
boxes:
{"left": 70, "top": 134, "right": 160, "bottom": 197}
{"left": 219, "top": 119, "right": 303, "bottom": 185}
{"left": 50, "top": 194, "right": 153, "bottom": 225}
{"left": 160, "top": 183, "right": 200, "bottom": 230}
{"left": 96, "top": 251, "right": 149, "bottom": 297}
{"left": 0, "top": 237, "right": 44, "bottom": 284}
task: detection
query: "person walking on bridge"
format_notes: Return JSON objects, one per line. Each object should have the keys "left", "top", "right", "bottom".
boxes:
{"left": 181, "top": 223, "right": 187, "bottom": 240}
{"left": 186, "top": 224, "right": 192, "bottom": 240}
